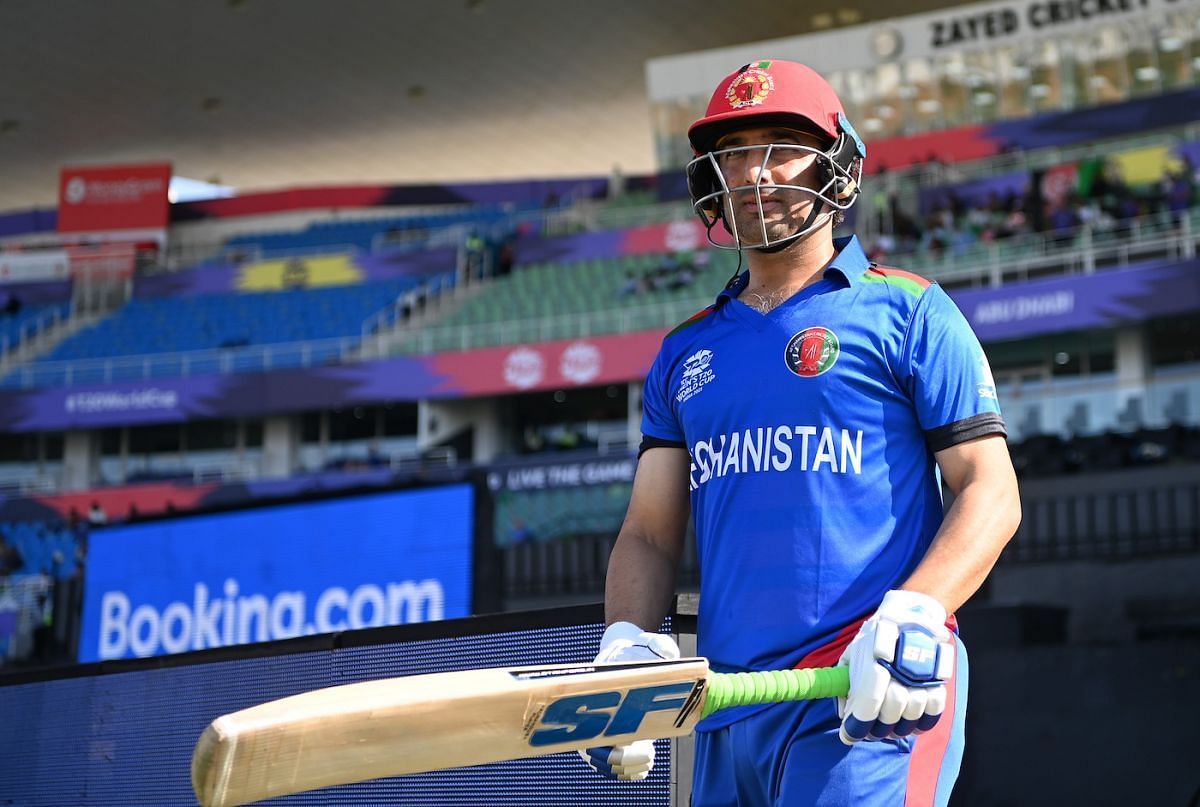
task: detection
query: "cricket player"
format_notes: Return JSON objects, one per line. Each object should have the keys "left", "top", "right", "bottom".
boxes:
{"left": 582, "top": 60, "right": 1021, "bottom": 805}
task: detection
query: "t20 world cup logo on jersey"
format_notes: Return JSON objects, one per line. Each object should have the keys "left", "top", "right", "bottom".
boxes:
{"left": 677, "top": 349, "right": 716, "bottom": 404}
{"left": 785, "top": 327, "right": 840, "bottom": 378}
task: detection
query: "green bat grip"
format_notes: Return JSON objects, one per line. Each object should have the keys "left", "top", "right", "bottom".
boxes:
{"left": 702, "top": 666, "right": 850, "bottom": 718}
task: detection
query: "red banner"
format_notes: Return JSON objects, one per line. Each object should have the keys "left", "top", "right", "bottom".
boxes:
{"left": 57, "top": 162, "right": 172, "bottom": 233}
{"left": 429, "top": 329, "right": 669, "bottom": 396}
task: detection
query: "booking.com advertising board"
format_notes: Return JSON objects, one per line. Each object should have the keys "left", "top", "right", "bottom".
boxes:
{"left": 78, "top": 485, "right": 473, "bottom": 662}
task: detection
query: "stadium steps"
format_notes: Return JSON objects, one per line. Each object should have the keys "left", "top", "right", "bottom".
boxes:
{"left": 0, "top": 310, "right": 109, "bottom": 379}
{"left": 357, "top": 276, "right": 491, "bottom": 358}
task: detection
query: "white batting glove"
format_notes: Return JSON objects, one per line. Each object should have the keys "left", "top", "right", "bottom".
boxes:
{"left": 837, "top": 590, "right": 955, "bottom": 746}
{"left": 578, "top": 622, "right": 680, "bottom": 781}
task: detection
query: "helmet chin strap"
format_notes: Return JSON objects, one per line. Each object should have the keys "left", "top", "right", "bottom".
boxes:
{"left": 751, "top": 195, "right": 829, "bottom": 254}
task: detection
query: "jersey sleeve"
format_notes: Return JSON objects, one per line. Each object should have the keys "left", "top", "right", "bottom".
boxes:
{"left": 899, "top": 284, "right": 1006, "bottom": 452}
{"left": 639, "top": 346, "right": 686, "bottom": 454}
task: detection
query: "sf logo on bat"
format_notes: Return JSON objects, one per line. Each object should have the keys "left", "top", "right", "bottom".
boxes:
{"left": 527, "top": 682, "right": 701, "bottom": 747}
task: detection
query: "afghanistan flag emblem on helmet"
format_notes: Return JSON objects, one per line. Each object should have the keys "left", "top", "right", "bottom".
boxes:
{"left": 785, "top": 327, "right": 840, "bottom": 377}
{"left": 725, "top": 61, "right": 775, "bottom": 109}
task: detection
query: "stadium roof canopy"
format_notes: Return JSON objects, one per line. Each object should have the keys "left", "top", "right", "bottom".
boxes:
{"left": 0, "top": 0, "right": 957, "bottom": 210}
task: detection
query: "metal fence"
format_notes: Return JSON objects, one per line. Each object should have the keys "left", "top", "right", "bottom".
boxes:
{"left": 1006, "top": 467, "right": 1200, "bottom": 562}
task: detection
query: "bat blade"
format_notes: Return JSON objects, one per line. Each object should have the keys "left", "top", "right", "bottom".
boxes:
{"left": 192, "top": 658, "right": 712, "bottom": 807}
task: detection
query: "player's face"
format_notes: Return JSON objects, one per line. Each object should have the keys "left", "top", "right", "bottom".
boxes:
{"left": 712, "top": 126, "right": 829, "bottom": 248}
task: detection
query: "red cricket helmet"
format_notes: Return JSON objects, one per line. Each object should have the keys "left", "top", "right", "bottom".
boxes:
{"left": 684, "top": 59, "right": 867, "bottom": 252}
{"left": 688, "top": 60, "right": 852, "bottom": 155}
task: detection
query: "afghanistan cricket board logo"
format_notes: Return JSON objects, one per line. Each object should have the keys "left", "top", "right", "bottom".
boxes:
{"left": 726, "top": 63, "right": 774, "bottom": 108}
{"left": 785, "top": 327, "right": 840, "bottom": 377}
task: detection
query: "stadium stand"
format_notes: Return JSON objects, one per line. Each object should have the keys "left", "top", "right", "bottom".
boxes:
{"left": 222, "top": 206, "right": 513, "bottom": 257}
{"left": 0, "top": 521, "right": 80, "bottom": 579}
{"left": 0, "top": 301, "right": 69, "bottom": 351}
{"left": 3, "top": 273, "right": 452, "bottom": 385}
{"left": 392, "top": 249, "right": 739, "bottom": 353}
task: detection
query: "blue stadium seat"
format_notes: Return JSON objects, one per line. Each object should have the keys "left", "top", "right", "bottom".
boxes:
{"left": 0, "top": 520, "right": 79, "bottom": 579}
{"left": 33, "top": 275, "right": 448, "bottom": 371}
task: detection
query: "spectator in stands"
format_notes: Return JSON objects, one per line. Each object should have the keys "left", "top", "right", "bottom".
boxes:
{"left": 522, "top": 425, "right": 546, "bottom": 454}
{"left": 666, "top": 252, "right": 698, "bottom": 291}
{"left": 464, "top": 232, "right": 487, "bottom": 280}
{"left": 1047, "top": 196, "right": 1082, "bottom": 246}
{"left": 87, "top": 501, "right": 108, "bottom": 526}
{"left": 1164, "top": 160, "right": 1196, "bottom": 222}
{"left": 617, "top": 270, "right": 639, "bottom": 298}
{"left": 2, "top": 292, "right": 21, "bottom": 317}
{"left": 496, "top": 239, "right": 515, "bottom": 277}
{"left": 549, "top": 424, "right": 583, "bottom": 451}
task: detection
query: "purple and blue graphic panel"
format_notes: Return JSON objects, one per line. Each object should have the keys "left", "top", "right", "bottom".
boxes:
{"left": 954, "top": 257, "right": 1200, "bottom": 342}
{"left": 1, "top": 258, "right": 1197, "bottom": 432}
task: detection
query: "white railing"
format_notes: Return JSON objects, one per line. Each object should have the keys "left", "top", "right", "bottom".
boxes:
{"left": 0, "top": 304, "right": 71, "bottom": 367}
{"left": 360, "top": 272, "right": 460, "bottom": 343}
{"left": 1001, "top": 364, "right": 1200, "bottom": 441}
{"left": 390, "top": 446, "right": 458, "bottom": 474}
{"left": 389, "top": 294, "right": 708, "bottom": 356}
{"left": 914, "top": 209, "right": 1197, "bottom": 287}
{"left": 3, "top": 334, "right": 364, "bottom": 388}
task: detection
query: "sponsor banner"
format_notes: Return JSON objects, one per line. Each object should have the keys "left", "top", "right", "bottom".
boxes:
{"left": 0, "top": 251, "right": 70, "bottom": 285}
{"left": 432, "top": 331, "right": 663, "bottom": 395}
{"left": 0, "top": 330, "right": 666, "bottom": 432}
{"left": 621, "top": 219, "right": 710, "bottom": 255}
{"left": 57, "top": 163, "right": 171, "bottom": 233}
{"left": 486, "top": 456, "right": 636, "bottom": 493}
{"left": 78, "top": 485, "right": 473, "bottom": 661}
{"left": 954, "top": 258, "right": 1200, "bottom": 342}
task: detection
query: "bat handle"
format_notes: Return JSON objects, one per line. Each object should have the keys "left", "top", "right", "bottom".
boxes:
{"left": 703, "top": 666, "right": 850, "bottom": 718}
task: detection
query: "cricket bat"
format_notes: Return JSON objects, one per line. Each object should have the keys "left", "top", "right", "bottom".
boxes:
{"left": 192, "top": 657, "right": 849, "bottom": 807}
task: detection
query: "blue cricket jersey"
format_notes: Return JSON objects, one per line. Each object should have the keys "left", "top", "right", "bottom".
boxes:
{"left": 640, "top": 236, "right": 1005, "bottom": 730}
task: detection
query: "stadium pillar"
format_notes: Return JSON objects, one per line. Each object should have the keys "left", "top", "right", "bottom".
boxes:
{"left": 627, "top": 382, "right": 642, "bottom": 453}
{"left": 62, "top": 431, "right": 97, "bottom": 490}
{"left": 262, "top": 415, "right": 300, "bottom": 478}
{"left": 418, "top": 398, "right": 505, "bottom": 463}
{"left": 1114, "top": 326, "right": 1150, "bottom": 429}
